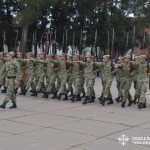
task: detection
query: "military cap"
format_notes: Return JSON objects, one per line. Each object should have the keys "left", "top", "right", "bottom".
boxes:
{"left": 6, "top": 52, "right": 15, "bottom": 57}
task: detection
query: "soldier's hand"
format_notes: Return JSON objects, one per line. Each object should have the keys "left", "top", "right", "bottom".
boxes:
{"left": 147, "top": 73, "right": 150, "bottom": 76}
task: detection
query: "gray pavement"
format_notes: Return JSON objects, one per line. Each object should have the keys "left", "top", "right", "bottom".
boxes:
{"left": 0, "top": 78, "right": 150, "bottom": 150}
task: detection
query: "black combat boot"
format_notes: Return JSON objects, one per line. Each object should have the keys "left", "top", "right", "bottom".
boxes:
{"left": 82, "top": 96, "right": 89, "bottom": 105}
{"left": 100, "top": 97, "right": 107, "bottom": 106}
{"left": 52, "top": 91, "right": 57, "bottom": 99}
{"left": 107, "top": 98, "right": 113, "bottom": 105}
{"left": 88, "top": 96, "right": 95, "bottom": 103}
{"left": 68, "top": 90, "right": 73, "bottom": 97}
{"left": 121, "top": 101, "right": 126, "bottom": 108}
{"left": 19, "top": 89, "right": 27, "bottom": 96}
{"left": 70, "top": 94, "right": 76, "bottom": 102}
{"left": 138, "top": 102, "right": 146, "bottom": 109}
{"left": 75, "top": 95, "right": 81, "bottom": 101}
{"left": 31, "top": 91, "right": 38, "bottom": 97}
{"left": 115, "top": 96, "right": 121, "bottom": 103}
{"left": 1, "top": 87, "right": 7, "bottom": 93}
{"left": 0, "top": 101, "right": 9, "bottom": 109}
{"left": 98, "top": 95, "right": 103, "bottom": 102}
{"left": 9, "top": 102, "right": 17, "bottom": 109}
{"left": 128, "top": 100, "right": 132, "bottom": 106}
{"left": 57, "top": 93, "right": 62, "bottom": 100}
{"left": 132, "top": 97, "right": 138, "bottom": 104}
{"left": 42, "top": 92, "right": 49, "bottom": 98}
{"left": 63, "top": 94, "right": 68, "bottom": 101}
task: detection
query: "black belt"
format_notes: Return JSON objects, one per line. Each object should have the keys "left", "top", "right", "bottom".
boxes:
{"left": 7, "top": 76, "right": 16, "bottom": 79}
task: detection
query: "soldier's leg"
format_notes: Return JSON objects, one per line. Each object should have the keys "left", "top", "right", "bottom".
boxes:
{"left": 0, "top": 79, "right": 16, "bottom": 109}
{"left": 100, "top": 78, "right": 113, "bottom": 105}
{"left": 67, "top": 76, "right": 73, "bottom": 96}
{"left": 98, "top": 79, "right": 104, "bottom": 101}
{"left": 80, "top": 77, "right": 85, "bottom": 98}
{"left": 88, "top": 78, "right": 96, "bottom": 103}
{"left": 58, "top": 76, "right": 67, "bottom": 100}
{"left": 36, "top": 74, "right": 45, "bottom": 92}
{"left": 71, "top": 77, "right": 82, "bottom": 102}
{"left": 121, "top": 78, "right": 132, "bottom": 107}
{"left": 138, "top": 79, "right": 147, "bottom": 109}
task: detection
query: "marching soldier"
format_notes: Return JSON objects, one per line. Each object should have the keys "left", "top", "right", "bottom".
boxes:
{"left": 136, "top": 55, "right": 149, "bottom": 109}
{"left": 119, "top": 55, "right": 134, "bottom": 108}
{"left": 0, "top": 52, "right": 21, "bottom": 109}
{"left": 115, "top": 56, "right": 125, "bottom": 102}
{"left": 57, "top": 54, "right": 68, "bottom": 100}
{"left": 31, "top": 53, "right": 46, "bottom": 97}
{"left": 82, "top": 54, "right": 96, "bottom": 105}
{"left": 99, "top": 55, "right": 114, "bottom": 106}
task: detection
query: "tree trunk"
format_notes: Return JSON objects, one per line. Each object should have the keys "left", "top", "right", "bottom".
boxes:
{"left": 20, "top": 24, "right": 29, "bottom": 57}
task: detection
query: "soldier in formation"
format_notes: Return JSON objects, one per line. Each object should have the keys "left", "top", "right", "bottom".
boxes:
{"left": 0, "top": 51, "right": 149, "bottom": 110}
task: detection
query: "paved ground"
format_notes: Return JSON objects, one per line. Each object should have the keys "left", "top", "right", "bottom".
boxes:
{"left": 0, "top": 78, "right": 150, "bottom": 150}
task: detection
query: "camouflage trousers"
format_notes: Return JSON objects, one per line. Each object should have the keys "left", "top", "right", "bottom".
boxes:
{"left": 58, "top": 75, "right": 68, "bottom": 95}
{"left": 85, "top": 78, "right": 95, "bottom": 97}
{"left": 46, "top": 74, "right": 57, "bottom": 93}
{"left": 80, "top": 76, "right": 85, "bottom": 94}
{"left": 56, "top": 75, "right": 61, "bottom": 92}
{"left": 4, "top": 79, "right": 16, "bottom": 103}
{"left": 102, "top": 77, "right": 113, "bottom": 98}
{"left": 26, "top": 73, "right": 35, "bottom": 91}
{"left": 35, "top": 73, "right": 46, "bottom": 92}
{"left": 137, "top": 76, "right": 148, "bottom": 103}
{"left": 74, "top": 76, "right": 82, "bottom": 95}
{"left": 116, "top": 77, "right": 126, "bottom": 97}
{"left": 122, "top": 77, "right": 132, "bottom": 102}
{"left": 133, "top": 77, "right": 139, "bottom": 98}
{"left": 67, "top": 75, "right": 73, "bottom": 92}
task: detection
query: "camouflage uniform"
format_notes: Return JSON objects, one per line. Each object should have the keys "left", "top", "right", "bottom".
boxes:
{"left": 0, "top": 52, "right": 21, "bottom": 109}
{"left": 99, "top": 60, "right": 113, "bottom": 105}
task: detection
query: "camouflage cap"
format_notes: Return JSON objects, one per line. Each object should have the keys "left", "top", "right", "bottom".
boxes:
{"left": 6, "top": 51, "right": 15, "bottom": 57}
